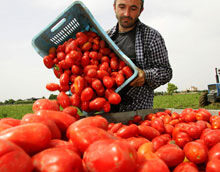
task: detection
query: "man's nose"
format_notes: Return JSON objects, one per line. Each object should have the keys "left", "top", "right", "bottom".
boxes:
{"left": 123, "top": 8, "right": 131, "bottom": 17}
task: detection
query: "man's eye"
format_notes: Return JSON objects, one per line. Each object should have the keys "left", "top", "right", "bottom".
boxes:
{"left": 131, "top": 7, "right": 137, "bottom": 11}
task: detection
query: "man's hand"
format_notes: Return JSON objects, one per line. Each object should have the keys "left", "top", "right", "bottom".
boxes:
{"left": 130, "top": 68, "right": 146, "bottom": 87}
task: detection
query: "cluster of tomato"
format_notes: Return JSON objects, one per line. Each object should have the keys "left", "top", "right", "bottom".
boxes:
{"left": 43, "top": 30, "right": 134, "bottom": 113}
{"left": 1, "top": 98, "right": 220, "bottom": 171}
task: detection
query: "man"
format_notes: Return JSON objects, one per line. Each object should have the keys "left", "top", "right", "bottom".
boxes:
{"left": 108, "top": 0, "right": 172, "bottom": 112}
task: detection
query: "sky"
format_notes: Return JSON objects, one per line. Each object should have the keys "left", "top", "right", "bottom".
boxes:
{"left": 0, "top": 0, "right": 219, "bottom": 102}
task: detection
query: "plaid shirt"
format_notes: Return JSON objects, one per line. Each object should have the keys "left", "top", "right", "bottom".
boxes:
{"left": 108, "top": 20, "right": 172, "bottom": 112}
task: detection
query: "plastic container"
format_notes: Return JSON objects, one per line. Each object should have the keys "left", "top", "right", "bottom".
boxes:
{"left": 32, "top": 0, "right": 138, "bottom": 93}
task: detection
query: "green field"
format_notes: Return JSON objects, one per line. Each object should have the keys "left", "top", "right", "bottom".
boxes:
{"left": 1, "top": 93, "right": 220, "bottom": 119}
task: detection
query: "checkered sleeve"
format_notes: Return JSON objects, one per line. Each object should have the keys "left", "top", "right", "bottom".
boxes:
{"left": 144, "top": 32, "right": 172, "bottom": 90}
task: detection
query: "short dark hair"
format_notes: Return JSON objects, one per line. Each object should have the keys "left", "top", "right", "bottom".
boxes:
{"left": 114, "top": 0, "right": 144, "bottom": 11}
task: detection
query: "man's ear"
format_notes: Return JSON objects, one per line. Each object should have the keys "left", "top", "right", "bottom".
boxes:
{"left": 113, "top": 4, "right": 116, "bottom": 12}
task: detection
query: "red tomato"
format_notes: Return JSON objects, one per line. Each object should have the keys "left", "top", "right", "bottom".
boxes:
{"left": 81, "top": 101, "right": 90, "bottom": 112}
{"left": 137, "top": 158, "right": 170, "bottom": 172}
{"left": 115, "top": 73, "right": 125, "bottom": 86}
{"left": 70, "top": 93, "right": 81, "bottom": 108}
{"left": 57, "top": 92, "right": 71, "bottom": 108}
{"left": 80, "top": 87, "right": 94, "bottom": 102}
{"left": 109, "top": 122, "right": 123, "bottom": 133}
{"left": 152, "top": 134, "right": 171, "bottom": 151}
{"left": 118, "top": 60, "right": 126, "bottom": 70}
{"left": 138, "top": 125, "right": 160, "bottom": 141}
{"left": 200, "top": 129, "right": 220, "bottom": 148}
{"left": 65, "top": 40, "right": 78, "bottom": 53}
{"left": 103, "top": 76, "right": 114, "bottom": 88}
{"left": 21, "top": 113, "right": 61, "bottom": 140}
{"left": 208, "top": 142, "right": 220, "bottom": 161}
{"left": 110, "top": 57, "right": 119, "bottom": 70}
{"left": 86, "top": 68, "right": 97, "bottom": 77}
{"left": 101, "top": 56, "right": 110, "bottom": 63}
{"left": 206, "top": 158, "right": 220, "bottom": 172}
{"left": 133, "top": 115, "right": 142, "bottom": 124}
{"left": 62, "top": 106, "right": 78, "bottom": 117}
{"left": 173, "top": 162, "right": 199, "bottom": 172}
{"left": 69, "top": 50, "right": 82, "bottom": 60}
{"left": 183, "top": 111, "right": 197, "bottom": 122}
{"left": 81, "top": 54, "right": 90, "bottom": 67}
{"left": 0, "top": 118, "right": 20, "bottom": 127}
{"left": 195, "top": 108, "right": 211, "bottom": 121}
{"left": 137, "top": 142, "right": 158, "bottom": 161}
{"left": 48, "top": 139, "right": 80, "bottom": 156}
{"left": 97, "top": 69, "right": 109, "bottom": 80}
{"left": 103, "top": 101, "right": 111, "bottom": 112}
{"left": 0, "top": 139, "right": 33, "bottom": 172}
{"left": 184, "top": 141, "right": 208, "bottom": 164}
{"left": 0, "top": 123, "right": 51, "bottom": 155}
{"left": 116, "top": 124, "right": 138, "bottom": 138}
{"left": 108, "top": 92, "right": 121, "bottom": 104}
{"left": 156, "top": 144, "right": 185, "bottom": 167}
{"left": 89, "top": 97, "right": 106, "bottom": 111}
{"left": 211, "top": 116, "right": 220, "bottom": 129}
{"left": 151, "top": 118, "right": 165, "bottom": 134}
{"left": 69, "top": 125, "right": 116, "bottom": 153}
{"left": 32, "top": 148, "right": 83, "bottom": 172}
{"left": 83, "top": 139, "right": 138, "bottom": 172}
{"left": 74, "top": 76, "right": 85, "bottom": 94}
{"left": 32, "top": 99, "right": 60, "bottom": 112}
{"left": 122, "top": 66, "right": 133, "bottom": 78}
{"left": 91, "top": 79, "right": 103, "bottom": 91}
{"left": 43, "top": 55, "right": 54, "bottom": 68}
{"left": 164, "top": 124, "right": 174, "bottom": 135}
{"left": 35, "top": 110, "right": 76, "bottom": 133}
{"left": 99, "top": 61, "right": 109, "bottom": 71}
{"left": 59, "top": 72, "right": 69, "bottom": 86}
{"left": 126, "top": 137, "right": 150, "bottom": 151}
{"left": 175, "top": 131, "right": 192, "bottom": 148}
{"left": 46, "top": 83, "right": 60, "bottom": 91}
{"left": 81, "top": 41, "right": 92, "bottom": 51}
{"left": 66, "top": 116, "right": 108, "bottom": 138}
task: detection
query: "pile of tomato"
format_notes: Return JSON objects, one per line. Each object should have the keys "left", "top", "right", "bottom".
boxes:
{"left": 0, "top": 98, "right": 220, "bottom": 172}
{"left": 43, "top": 30, "right": 134, "bottom": 113}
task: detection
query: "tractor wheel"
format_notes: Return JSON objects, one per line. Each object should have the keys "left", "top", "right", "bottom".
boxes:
{"left": 199, "top": 92, "right": 208, "bottom": 107}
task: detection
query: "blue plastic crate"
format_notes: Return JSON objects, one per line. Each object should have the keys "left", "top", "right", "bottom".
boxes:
{"left": 32, "top": 0, "right": 138, "bottom": 93}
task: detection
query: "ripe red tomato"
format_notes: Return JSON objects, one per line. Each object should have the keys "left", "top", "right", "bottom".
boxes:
{"left": 59, "top": 72, "right": 69, "bottom": 86}
{"left": 156, "top": 144, "right": 185, "bottom": 167}
{"left": 122, "top": 66, "right": 133, "bottom": 78}
{"left": 83, "top": 139, "right": 138, "bottom": 172}
{"left": 97, "top": 69, "right": 109, "bottom": 80}
{"left": 103, "top": 76, "right": 114, "bottom": 88}
{"left": 152, "top": 134, "right": 171, "bottom": 151}
{"left": 206, "top": 158, "right": 220, "bottom": 172}
{"left": 175, "top": 131, "right": 192, "bottom": 148}
{"left": 200, "top": 129, "right": 220, "bottom": 148}
{"left": 208, "top": 142, "right": 220, "bottom": 161}
{"left": 32, "top": 99, "right": 60, "bottom": 112}
{"left": 184, "top": 141, "right": 208, "bottom": 164}
{"left": 138, "top": 125, "right": 160, "bottom": 141}
{"left": 69, "top": 125, "right": 116, "bottom": 153}
{"left": 32, "top": 148, "right": 83, "bottom": 172}
{"left": 116, "top": 124, "right": 138, "bottom": 138}
{"left": 57, "top": 92, "right": 71, "bottom": 108}
{"left": 173, "top": 162, "right": 199, "bottom": 172}
{"left": 46, "top": 83, "right": 60, "bottom": 91}
{"left": 62, "top": 106, "right": 78, "bottom": 117}
{"left": 21, "top": 113, "right": 61, "bottom": 140}
{"left": 126, "top": 137, "right": 150, "bottom": 151}
{"left": 137, "top": 158, "right": 170, "bottom": 172}
{"left": 70, "top": 93, "right": 81, "bottom": 108}
{"left": 115, "top": 73, "right": 125, "bottom": 86}
{"left": 80, "top": 87, "right": 94, "bottom": 102}
{"left": 108, "top": 92, "right": 121, "bottom": 105}
{"left": 0, "top": 123, "right": 52, "bottom": 155}
{"left": 91, "top": 79, "right": 103, "bottom": 91}
{"left": 43, "top": 55, "right": 54, "bottom": 68}
{"left": 0, "top": 139, "right": 33, "bottom": 172}
{"left": 89, "top": 97, "right": 106, "bottom": 111}
{"left": 74, "top": 76, "right": 85, "bottom": 94}
{"left": 151, "top": 118, "right": 165, "bottom": 134}
{"left": 35, "top": 110, "right": 76, "bottom": 132}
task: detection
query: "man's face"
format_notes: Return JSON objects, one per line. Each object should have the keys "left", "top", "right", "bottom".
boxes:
{"left": 114, "top": 0, "right": 143, "bottom": 30}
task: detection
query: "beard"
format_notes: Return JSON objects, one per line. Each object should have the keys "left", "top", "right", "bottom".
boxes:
{"left": 116, "top": 15, "right": 139, "bottom": 29}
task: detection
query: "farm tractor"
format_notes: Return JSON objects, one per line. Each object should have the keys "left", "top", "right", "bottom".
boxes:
{"left": 199, "top": 68, "right": 220, "bottom": 106}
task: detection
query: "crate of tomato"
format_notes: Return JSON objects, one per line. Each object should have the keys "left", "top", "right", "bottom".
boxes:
{"left": 32, "top": 1, "right": 138, "bottom": 114}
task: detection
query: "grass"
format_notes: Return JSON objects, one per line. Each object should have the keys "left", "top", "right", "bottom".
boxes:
{"left": 0, "top": 93, "right": 220, "bottom": 119}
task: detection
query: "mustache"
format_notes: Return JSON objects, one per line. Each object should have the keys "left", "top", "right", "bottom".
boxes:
{"left": 120, "top": 16, "right": 133, "bottom": 20}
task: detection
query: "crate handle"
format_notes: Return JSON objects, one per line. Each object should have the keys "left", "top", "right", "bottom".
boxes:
{"left": 51, "top": 18, "right": 66, "bottom": 32}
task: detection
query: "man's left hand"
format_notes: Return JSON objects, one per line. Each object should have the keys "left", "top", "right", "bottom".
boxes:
{"left": 130, "top": 68, "right": 146, "bottom": 87}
